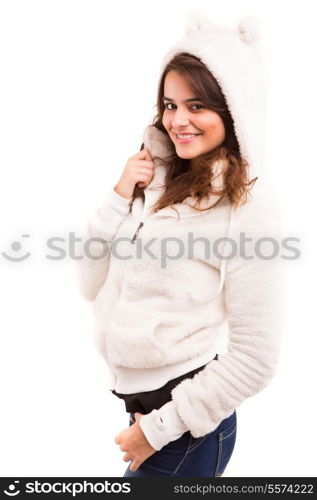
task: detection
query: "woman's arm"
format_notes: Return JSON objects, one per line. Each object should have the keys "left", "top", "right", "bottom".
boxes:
{"left": 139, "top": 189, "right": 285, "bottom": 450}
{"left": 76, "top": 148, "right": 154, "bottom": 301}
{"left": 75, "top": 187, "right": 132, "bottom": 302}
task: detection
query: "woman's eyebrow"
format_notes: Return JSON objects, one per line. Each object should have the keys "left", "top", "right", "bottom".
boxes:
{"left": 163, "top": 96, "right": 201, "bottom": 102}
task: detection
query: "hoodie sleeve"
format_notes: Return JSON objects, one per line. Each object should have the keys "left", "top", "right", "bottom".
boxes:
{"left": 140, "top": 189, "right": 285, "bottom": 450}
{"left": 76, "top": 187, "right": 133, "bottom": 302}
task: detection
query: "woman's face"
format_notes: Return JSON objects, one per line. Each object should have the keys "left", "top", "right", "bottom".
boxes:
{"left": 162, "top": 70, "right": 226, "bottom": 159}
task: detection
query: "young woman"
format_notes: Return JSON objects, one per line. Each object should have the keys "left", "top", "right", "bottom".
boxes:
{"left": 77, "top": 12, "right": 284, "bottom": 477}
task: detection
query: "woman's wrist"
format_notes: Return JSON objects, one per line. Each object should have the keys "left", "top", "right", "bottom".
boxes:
{"left": 114, "top": 183, "right": 133, "bottom": 199}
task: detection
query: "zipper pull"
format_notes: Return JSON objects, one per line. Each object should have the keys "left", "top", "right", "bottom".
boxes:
{"left": 131, "top": 221, "right": 144, "bottom": 244}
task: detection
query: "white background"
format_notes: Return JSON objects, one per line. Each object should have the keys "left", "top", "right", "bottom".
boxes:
{"left": 0, "top": 0, "right": 316, "bottom": 477}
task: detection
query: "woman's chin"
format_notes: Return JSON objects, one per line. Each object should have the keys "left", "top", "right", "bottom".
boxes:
{"left": 176, "top": 151, "right": 199, "bottom": 160}
{"left": 175, "top": 141, "right": 211, "bottom": 159}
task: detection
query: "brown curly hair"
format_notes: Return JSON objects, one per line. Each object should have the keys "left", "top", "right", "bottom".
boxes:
{"left": 131, "top": 52, "right": 257, "bottom": 216}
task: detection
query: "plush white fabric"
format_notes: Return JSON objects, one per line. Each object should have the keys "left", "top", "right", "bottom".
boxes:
{"left": 76, "top": 11, "right": 285, "bottom": 451}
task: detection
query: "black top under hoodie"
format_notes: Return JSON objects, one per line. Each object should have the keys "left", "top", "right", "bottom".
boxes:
{"left": 111, "top": 353, "right": 219, "bottom": 414}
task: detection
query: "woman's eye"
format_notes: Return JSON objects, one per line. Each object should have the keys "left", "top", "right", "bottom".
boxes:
{"left": 191, "top": 104, "right": 204, "bottom": 110}
{"left": 163, "top": 103, "right": 204, "bottom": 111}
{"left": 164, "top": 103, "right": 175, "bottom": 110}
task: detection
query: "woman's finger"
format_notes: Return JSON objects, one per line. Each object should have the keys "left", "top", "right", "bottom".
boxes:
{"left": 129, "top": 459, "right": 142, "bottom": 472}
{"left": 123, "top": 452, "right": 134, "bottom": 462}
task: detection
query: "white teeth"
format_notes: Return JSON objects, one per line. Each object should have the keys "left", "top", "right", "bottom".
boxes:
{"left": 177, "top": 134, "right": 198, "bottom": 139}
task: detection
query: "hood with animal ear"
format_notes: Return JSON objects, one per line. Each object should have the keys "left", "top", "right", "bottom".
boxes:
{"left": 143, "top": 9, "right": 267, "bottom": 185}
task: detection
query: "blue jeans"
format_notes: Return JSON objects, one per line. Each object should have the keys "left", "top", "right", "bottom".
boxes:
{"left": 123, "top": 409, "right": 237, "bottom": 477}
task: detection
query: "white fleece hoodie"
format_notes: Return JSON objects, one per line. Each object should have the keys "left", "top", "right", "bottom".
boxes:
{"left": 76, "top": 123, "right": 284, "bottom": 451}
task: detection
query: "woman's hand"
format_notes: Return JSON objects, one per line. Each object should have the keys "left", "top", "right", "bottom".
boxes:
{"left": 114, "top": 149, "right": 154, "bottom": 199}
{"left": 114, "top": 412, "right": 157, "bottom": 472}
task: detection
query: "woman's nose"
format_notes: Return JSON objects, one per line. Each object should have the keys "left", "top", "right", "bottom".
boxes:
{"left": 172, "top": 108, "right": 190, "bottom": 128}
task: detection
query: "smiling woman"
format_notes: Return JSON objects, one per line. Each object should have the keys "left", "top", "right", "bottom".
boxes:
{"left": 76, "top": 9, "right": 284, "bottom": 478}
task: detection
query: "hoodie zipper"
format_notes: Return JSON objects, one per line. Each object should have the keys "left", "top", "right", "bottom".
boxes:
{"left": 131, "top": 221, "right": 144, "bottom": 244}
{"left": 130, "top": 208, "right": 159, "bottom": 244}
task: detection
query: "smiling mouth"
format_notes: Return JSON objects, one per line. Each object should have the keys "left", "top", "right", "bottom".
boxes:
{"left": 175, "top": 133, "right": 202, "bottom": 144}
